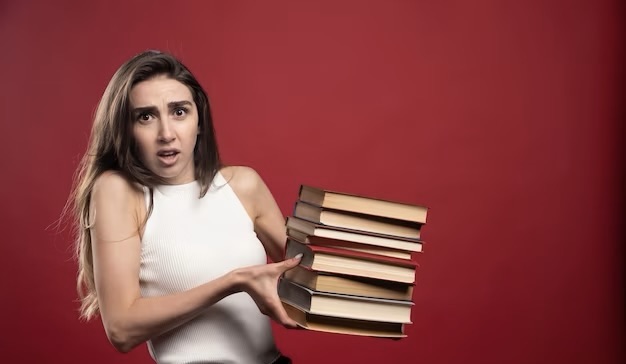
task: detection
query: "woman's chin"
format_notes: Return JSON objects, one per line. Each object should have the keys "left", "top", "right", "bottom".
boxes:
{"left": 158, "top": 171, "right": 195, "bottom": 185}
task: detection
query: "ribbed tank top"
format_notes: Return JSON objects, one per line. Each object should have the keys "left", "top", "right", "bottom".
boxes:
{"left": 139, "top": 172, "right": 280, "bottom": 364}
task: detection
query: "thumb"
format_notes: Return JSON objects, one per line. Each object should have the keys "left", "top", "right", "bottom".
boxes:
{"left": 280, "top": 253, "right": 302, "bottom": 271}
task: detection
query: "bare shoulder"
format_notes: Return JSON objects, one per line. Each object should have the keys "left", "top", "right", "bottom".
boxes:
{"left": 220, "top": 166, "right": 267, "bottom": 220}
{"left": 221, "top": 166, "right": 286, "bottom": 261}
{"left": 93, "top": 171, "right": 143, "bottom": 200}
{"left": 219, "top": 165, "right": 263, "bottom": 196}
{"left": 91, "top": 171, "right": 145, "bottom": 220}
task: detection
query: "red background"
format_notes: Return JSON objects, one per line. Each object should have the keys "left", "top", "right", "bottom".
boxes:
{"left": 0, "top": 1, "right": 623, "bottom": 363}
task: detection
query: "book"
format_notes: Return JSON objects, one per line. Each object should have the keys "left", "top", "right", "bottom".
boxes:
{"left": 287, "top": 228, "right": 413, "bottom": 260}
{"left": 284, "top": 265, "right": 414, "bottom": 301}
{"left": 299, "top": 185, "right": 428, "bottom": 224}
{"left": 285, "top": 238, "right": 418, "bottom": 284}
{"left": 293, "top": 201, "right": 421, "bottom": 239}
{"left": 282, "top": 301, "right": 406, "bottom": 338}
{"left": 287, "top": 216, "right": 423, "bottom": 253}
{"left": 279, "top": 278, "right": 413, "bottom": 323}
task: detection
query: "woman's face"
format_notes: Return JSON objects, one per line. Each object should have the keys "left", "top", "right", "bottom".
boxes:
{"left": 130, "top": 75, "right": 199, "bottom": 185}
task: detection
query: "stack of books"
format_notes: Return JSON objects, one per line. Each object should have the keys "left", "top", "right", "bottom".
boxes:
{"left": 279, "top": 185, "right": 428, "bottom": 338}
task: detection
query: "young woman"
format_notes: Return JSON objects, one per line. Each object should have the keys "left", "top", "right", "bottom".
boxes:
{"left": 69, "top": 50, "right": 299, "bottom": 363}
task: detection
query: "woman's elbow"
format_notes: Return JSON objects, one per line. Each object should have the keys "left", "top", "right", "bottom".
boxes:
{"left": 105, "top": 320, "right": 138, "bottom": 353}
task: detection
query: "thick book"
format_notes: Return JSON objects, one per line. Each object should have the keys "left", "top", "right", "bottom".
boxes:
{"left": 282, "top": 301, "right": 406, "bottom": 338}
{"left": 293, "top": 201, "right": 421, "bottom": 239}
{"left": 284, "top": 265, "right": 414, "bottom": 301}
{"left": 299, "top": 185, "right": 428, "bottom": 224}
{"left": 286, "top": 216, "right": 423, "bottom": 253}
{"left": 278, "top": 278, "right": 413, "bottom": 323}
{"left": 285, "top": 238, "right": 418, "bottom": 284}
{"left": 287, "top": 228, "right": 413, "bottom": 260}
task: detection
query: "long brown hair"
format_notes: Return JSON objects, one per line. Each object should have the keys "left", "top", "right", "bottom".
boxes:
{"left": 69, "top": 50, "right": 221, "bottom": 319}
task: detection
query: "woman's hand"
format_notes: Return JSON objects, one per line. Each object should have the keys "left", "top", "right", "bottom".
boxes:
{"left": 233, "top": 254, "right": 302, "bottom": 328}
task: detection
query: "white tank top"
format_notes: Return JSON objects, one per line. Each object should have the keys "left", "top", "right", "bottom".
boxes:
{"left": 139, "top": 172, "right": 280, "bottom": 364}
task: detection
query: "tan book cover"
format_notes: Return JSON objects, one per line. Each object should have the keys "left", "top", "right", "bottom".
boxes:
{"left": 293, "top": 200, "right": 421, "bottom": 239}
{"left": 278, "top": 278, "right": 413, "bottom": 323}
{"left": 282, "top": 302, "right": 407, "bottom": 338}
{"left": 299, "top": 185, "right": 428, "bottom": 223}
{"left": 284, "top": 265, "right": 414, "bottom": 301}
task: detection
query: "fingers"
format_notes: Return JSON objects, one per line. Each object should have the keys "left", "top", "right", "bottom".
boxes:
{"left": 261, "top": 300, "right": 298, "bottom": 328}
{"left": 246, "top": 258, "right": 303, "bottom": 328}
{"left": 278, "top": 253, "right": 302, "bottom": 272}
{"left": 257, "top": 286, "right": 300, "bottom": 328}
{"left": 271, "top": 301, "right": 299, "bottom": 328}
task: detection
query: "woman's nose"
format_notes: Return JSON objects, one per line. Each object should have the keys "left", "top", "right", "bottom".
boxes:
{"left": 157, "top": 119, "right": 175, "bottom": 143}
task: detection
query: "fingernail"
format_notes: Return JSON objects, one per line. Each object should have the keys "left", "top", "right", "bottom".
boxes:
{"left": 294, "top": 253, "right": 303, "bottom": 260}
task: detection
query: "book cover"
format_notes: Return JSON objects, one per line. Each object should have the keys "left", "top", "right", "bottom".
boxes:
{"left": 286, "top": 238, "right": 418, "bottom": 284}
{"left": 287, "top": 228, "right": 415, "bottom": 260}
{"left": 286, "top": 216, "right": 424, "bottom": 252}
{"left": 299, "top": 185, "right": 428, "bottom": 223}
{"left": 293, "top": 200, "right": 422, "bottom": 239}
{"left": 278, "top": 278, "right": 413, "bottom": 323}
{"left": 284, "top": 265, "right": 414, "bottom": 301}
{"left": 282, "top": 301, "right": 407, "bottom": 338}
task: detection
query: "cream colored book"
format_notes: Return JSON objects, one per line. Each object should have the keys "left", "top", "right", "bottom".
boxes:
{"left": 284, "top": 265, "right": 414, "bottom": 301}
{"left": 285, "top": 238, "right": 418, "bottom": 284}
{"left": 287, "top": 228, "right": 414, "bottom": 260}
{"left": 299, "top": 185, "right": 428, "bottom": 223}
{"left": 278, "top": 278, "right": 413, "bottom": 323}
{"left": 293, "top": 201, "right": 421, "bottom": 239}
{"left": 282, "top": 301, "right": 407, "bottom": 338}
{"left": 287, "top": 217, "right": 423, "bottom": 253}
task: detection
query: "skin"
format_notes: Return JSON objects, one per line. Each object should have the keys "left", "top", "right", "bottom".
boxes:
{"left": 130, "top": 76, "right": 199, "bottom": 185}
{"left": 90, "top": 75, "right": 300, "bottom": 353}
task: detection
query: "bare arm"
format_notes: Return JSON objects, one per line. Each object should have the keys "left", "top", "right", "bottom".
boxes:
{"left": 253, "top": 177, "right": 290, "bottom": 263}
{"left": 91, "top": 172, "right": 298, "bottom": 353}
{"left": 223, "top": 166, "right": 288, "bottom": 262}
{"left": 224, "top": 166, "right": 301, "bottom": 323}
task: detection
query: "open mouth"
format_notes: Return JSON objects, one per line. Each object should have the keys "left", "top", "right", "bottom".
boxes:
{"left": 157, "top": 150, "right": 180, "bottom": 164}
{"left": 157, "top": 151, "right": 179, "bottom": 157}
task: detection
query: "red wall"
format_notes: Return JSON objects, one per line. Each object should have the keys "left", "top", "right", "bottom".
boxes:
{"left": 0, "top": 1, "right": 622, "bottom": 363}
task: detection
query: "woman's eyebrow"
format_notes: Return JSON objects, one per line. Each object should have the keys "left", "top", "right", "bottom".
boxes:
{"left": 168, "top": 100, "right": 193, "bottom": 109}
{"left": 131, "top": 101, "right": 193, "bottom": 115}
{"left": 131, "top": 105, "right": 158, "bottom": 115}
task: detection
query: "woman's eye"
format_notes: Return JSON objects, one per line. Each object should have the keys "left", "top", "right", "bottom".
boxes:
{"left": 137, "top": 113, "right": 152, "bottom": 122}
{"left": 174, "top": 108, "right": 187, "bottom": 117}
